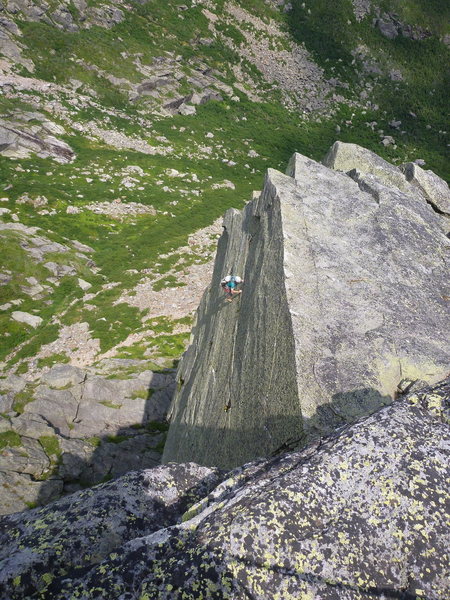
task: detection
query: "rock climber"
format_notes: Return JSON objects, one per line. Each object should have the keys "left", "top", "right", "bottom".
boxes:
{"left": 220, "top": 275, "right": 244, "bottom": 302}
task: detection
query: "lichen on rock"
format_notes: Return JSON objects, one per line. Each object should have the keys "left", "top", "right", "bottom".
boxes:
{"left": 0, "top": 462, "right": 222, "bottom": 599}
{"left": 1, "top": 379, "right": 448, "bottom": 599}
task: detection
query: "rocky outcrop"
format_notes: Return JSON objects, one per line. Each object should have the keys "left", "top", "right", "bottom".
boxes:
{"left": 1, "top": 379, "right": 449, "bottom": 599}
{"left": 0, "top": 462, "right": 222, "bottom": 599}
{"left": 0, "top": 363, "right": 175, "bottom": 515}
{"left": 0, "top": 115, "right": 75, "bottom": 163}
{"left": 374, "top": 12, "right": 433, "bottom": 41}
{"left": 163, "top": 142, "right": 450, "bottom": 470}
{"left": 400, "top": 161, "right": 450, "bottom": 216}
{"left": 1, "top": 0, "right": 125, "bottom": 30}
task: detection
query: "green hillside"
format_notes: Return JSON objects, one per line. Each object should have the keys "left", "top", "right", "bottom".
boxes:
{"left": 0, "top": 0, "right": 448, "bottom": 372}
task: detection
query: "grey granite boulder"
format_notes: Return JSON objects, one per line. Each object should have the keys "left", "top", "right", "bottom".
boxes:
{"left": 11, "top": 310, "right": 43, "bottom": 328}
{"left": 163, "top": 143, "right": 450, "bottom": 469}
{"left": 400, "top": 161, "right": 450, "bottom": 216}
{"left": 0, "top": 379, "right": 448, "bottom": 599}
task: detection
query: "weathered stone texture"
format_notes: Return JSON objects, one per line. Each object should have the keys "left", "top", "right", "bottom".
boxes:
{"left": 0, "top": 363, "right": 176, "bottom": 515}
{"left": 1, "top": 380, "right": 448, "bottom": 599}
{"left": 163, "top": 143, "right": 450, "bottom": 469}
{"left": 0, "top": 462, "right": 222, "bottom": 599}
{"left": 400, "top": 161, "right": 450, "bottom": 216}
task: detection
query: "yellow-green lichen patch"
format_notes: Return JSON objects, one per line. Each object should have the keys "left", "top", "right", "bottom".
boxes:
{"left": 1, "top": 381, "right": 449, "bottom": 598}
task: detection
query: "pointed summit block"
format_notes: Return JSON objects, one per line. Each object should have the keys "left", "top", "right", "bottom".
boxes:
{"left": 163, "top": 144, "right": 450, "bottom": 470}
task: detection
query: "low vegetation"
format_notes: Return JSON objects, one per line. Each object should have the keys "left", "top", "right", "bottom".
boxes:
{"left": 0, "top": 431, "right": 22, "bottom": 450}
{"left": 0, "top": 0, "right": 448, "bottom": 370}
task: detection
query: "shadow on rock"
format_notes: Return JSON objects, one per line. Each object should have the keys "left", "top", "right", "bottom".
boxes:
{"left": 0, "top": 463, "right": 223, "bottom": 600}
{"left": 270, "top": 387, "right": 394, "bottom": 458}
{"left": 29, "top": 366, "right": 176, "bottom": 511}
{"left": 166, "top": 386, "right": 395, "bottom": 470}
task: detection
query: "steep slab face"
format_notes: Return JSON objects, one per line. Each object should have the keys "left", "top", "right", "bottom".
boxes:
{"left": 164, "top": 194, "right": 303, "bottom": 470}
{"left": 163, "top": 144, "right": 450, "bottom": 469}
{"left": 2, "top": 380, "right": 449, "bottom": 599}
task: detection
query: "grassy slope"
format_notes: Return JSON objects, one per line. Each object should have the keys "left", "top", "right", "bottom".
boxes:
{"left": 1, "top": 0, "right": 449, "bottom": 368}
{"left": 287, "top": 0, "right": 450, "bottom": 178}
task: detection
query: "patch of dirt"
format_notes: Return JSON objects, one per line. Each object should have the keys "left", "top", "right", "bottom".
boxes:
{"left": 118, "top": 219, "right": 223, "bottom": 320}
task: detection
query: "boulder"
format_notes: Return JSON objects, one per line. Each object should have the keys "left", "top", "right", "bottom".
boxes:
{"left": 137, "top": 77, "right": 172, "bottom": 95}
{"left": 11, "top": 311, "right": 43, "bottom": 328}
{"left": 163, "top": 143, "right": 450, "bottom": 469}
{"left": 400, "top": 161, "right": 450, "bottom": 216}
{"left": 71, "top": 393, "right": 150, "bottom": 438}
{"left": 178, "top": 103, "right": 197, "bottom": 116}
{"left": 51, "top": 7, "right": 78, "bottom": 31}
{"left": 0, "top": 379, "right": 448, "bottom": 599}
{"left": 57, "top": 431, "right": 164, "bottom": 486}
{"left": 0, "top": 471, "right": 62, "bottom": 516}
{"left": 0, "top": 125, "right": 18, "bottom": 149}
{"left": 381, "top": 134, "right": 395, "bottom": 146}
{"left": 77, "top": 278, "right": 92, "bottom": 291}
{"left": 0, "top": 395, "right": 14, "bottom": 413}
{"left": 0, "top": 374, "right": 27, "bottom": 393}
{"left": 10, "top": 413, "right": 57, "bottom": 438}
{"left": 0, "top": 437, "right": 50, "bottom": 478}
{"left": 24, "top": 387, "right": 80, "bottom": 437}
{"left": 41, "top": 364, "right": 86, "bottom": 389}
{"left": 376, "top": 18, "right": 398, "bottom": 39}
{"left": 71, "top": 435, "right": 162, "bottom": 486}
{"left": 0, "top": 121, "right": 75, "bottom": 163}
{"left": 58, "top": 437, "right": 96, "bottom": 480}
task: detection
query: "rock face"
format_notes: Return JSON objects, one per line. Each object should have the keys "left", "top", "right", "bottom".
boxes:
{"left": 0, "top": 363, "right": 176, "bottom": 515}
{"left": 0, "top": 117, "right": 75, "bottom": 163}
{"left": 400, "top": 161, "right": 450, "bottom": 216}
{"left": 1, "top": 379, "right": 449, "bottom": 599}
{"left": 163, "top": 142, "right": 450, "bottom": 470}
